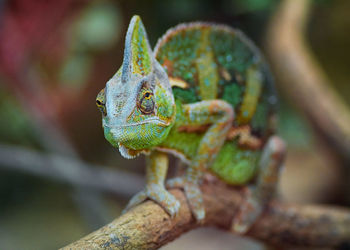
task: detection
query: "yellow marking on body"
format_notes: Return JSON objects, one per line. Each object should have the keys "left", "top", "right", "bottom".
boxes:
{"left": 169, "top": 77, "right": 190, "bottom": 89}
{"left": 237, "top": 66, "right": 262, "bottom": 124}
{"left": 196, "top": 28, "right": 219, "bottom": 100}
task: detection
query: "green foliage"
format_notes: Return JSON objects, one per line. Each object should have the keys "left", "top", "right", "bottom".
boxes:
{"left": 59, "top": 54, "right": 92, "bottom": 88}
{"left": 71, "top": 2, "right": 121, "bottom": 51}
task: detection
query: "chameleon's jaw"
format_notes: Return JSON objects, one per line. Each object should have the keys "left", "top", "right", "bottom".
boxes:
{"left": 103, "top": 117, "right": 170, "bottom": 129}
{"left": 102, "top": 117, "right": 174, "bottom": 152}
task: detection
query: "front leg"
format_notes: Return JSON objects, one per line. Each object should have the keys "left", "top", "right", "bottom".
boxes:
{"left": 167, "top": 100, "right": 234, "bottom": 222}
{"left": 124, "top": 151, "right": 180, "bottom": 217}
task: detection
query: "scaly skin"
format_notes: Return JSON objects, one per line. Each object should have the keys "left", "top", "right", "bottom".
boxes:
{"left": 96, "top": 16, "right": 286, "bottom": 233}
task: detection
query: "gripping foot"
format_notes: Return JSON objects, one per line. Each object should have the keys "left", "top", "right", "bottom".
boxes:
{"left": 167, "top": 176, "right": 205, "bottom": 222}
{"left": 123, "top": 183, "right": 180, "bottom": 217}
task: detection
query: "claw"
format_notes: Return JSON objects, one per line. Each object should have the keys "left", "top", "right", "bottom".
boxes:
{"left": 167, "top": 176, "right": 205, "bottom": 222}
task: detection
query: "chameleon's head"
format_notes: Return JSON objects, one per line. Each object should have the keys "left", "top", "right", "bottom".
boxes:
{"left": 96, "top": 15, "right": 176, "bottom": 159}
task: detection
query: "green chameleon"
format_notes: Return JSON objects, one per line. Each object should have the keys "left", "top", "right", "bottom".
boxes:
{"left": 96, "top": 15, "right": 286, "bottom": 233}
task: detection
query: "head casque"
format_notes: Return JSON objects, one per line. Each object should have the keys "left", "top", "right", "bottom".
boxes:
{"left": 96, "top": 15, "right": 176, "bottom": 159}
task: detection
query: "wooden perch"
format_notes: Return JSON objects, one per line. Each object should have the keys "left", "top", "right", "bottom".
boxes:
{"left": 266, "top": 0, "right": 350, "bottom": 159}
{"left": 62, "top": 178, "right": 350, "bottom": 249}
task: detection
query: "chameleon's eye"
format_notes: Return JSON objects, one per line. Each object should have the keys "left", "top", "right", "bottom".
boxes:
{"left": 144, "top": 92, "right": 151, "bottom": 99}
{"left": 96, "top": 88, "right": 106, "bottom": 116}
{"left": 138, "top": 89, "right": 154, "bottom": 114}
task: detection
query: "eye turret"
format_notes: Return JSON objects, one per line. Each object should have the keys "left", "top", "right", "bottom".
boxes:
{"left": 96, "top": 88, "right": 106, "bottom": 116}
{"left": 138, "top": 88, "right": 154, "bottom": 115}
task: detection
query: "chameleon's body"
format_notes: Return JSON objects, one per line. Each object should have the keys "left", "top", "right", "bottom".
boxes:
{"left": 154, "top": 23, "right": 277, "bottom": 185}
{"left": 97, "top": 16, "right": 285, "bottom": 232}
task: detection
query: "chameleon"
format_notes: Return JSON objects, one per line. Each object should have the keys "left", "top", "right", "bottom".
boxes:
{"left": 96, "top": 15, "right": 286, "bottom": 233}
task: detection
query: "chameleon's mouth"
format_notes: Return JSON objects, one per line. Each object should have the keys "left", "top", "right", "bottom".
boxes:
{"left": 103, "top": 116, "right": 173, "bottom": 151}
{"left": 103, "top": 117, "right": 169, "bottom": 128}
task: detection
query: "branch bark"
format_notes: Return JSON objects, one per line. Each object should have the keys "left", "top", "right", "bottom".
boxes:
{"left": 266, "top": 0, "right": 350, "bottom": 159}
{"left": 62, "top": 179, "right": 350, "bottom": 249}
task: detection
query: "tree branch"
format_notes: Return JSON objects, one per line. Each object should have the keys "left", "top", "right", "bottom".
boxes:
{"left": 0, "top": 144, "right": 143, "bottom": 197}
{"left": 62, "top": 179, "right": 350, "bottom": 249}
{"left": 266, "top": 0, "right": 350, "bottom": 159}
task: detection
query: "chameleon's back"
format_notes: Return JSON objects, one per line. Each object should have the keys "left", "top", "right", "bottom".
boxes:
{"left": 154, "top": 23, "right": 277, "bottom": 185}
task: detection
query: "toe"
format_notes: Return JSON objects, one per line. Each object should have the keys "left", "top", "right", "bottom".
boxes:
{"left": 123, "top": 190, "right": 147, "bottom": 213}
{"left": 184, "top": 184, "right": 205, "bottom": 222}
{"left": 231, "top": 196, "right": 262, "bottom": 234}
{"left": 167, "top": 198, "right": 181, "bottom": 218}
{"left": 147, "top": 184, "right": 181, "bottom": 217}
{"left": 167, "top": 177, "right": 206, "bottom": 222}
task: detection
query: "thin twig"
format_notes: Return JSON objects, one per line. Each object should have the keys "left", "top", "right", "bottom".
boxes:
{"left": 266, "top": 0, "right": 350, "bottom": 159}
{"left": 62, "top": 179, "right": 350, "bottom": 249}
{"left": 0, "top": 144, "right": 143, "bottom": 197}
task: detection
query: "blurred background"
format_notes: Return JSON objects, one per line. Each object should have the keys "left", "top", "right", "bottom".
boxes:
{"left": 0, "top": 0, "right": 349, "bottom": 249}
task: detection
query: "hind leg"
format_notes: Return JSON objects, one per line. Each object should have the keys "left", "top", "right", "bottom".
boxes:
{"left": 231, "top": 135, "right": 286, "bottom": 233}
